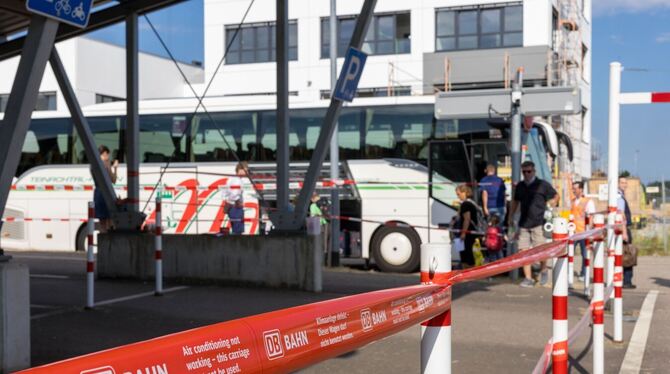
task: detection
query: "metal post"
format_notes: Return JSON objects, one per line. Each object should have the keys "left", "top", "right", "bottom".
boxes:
{"left": 50, "top": 49, "right": 117, "bottom": 212}
{"left": 126, "top": 12, "right": 140, "bottom": 213}
{"left": 86, "top": 201, "right": 95, "bottom": 309}
{"left": 551, "top": 217, "right": 569, "bottom": 374}
{"left": 154, "top": 192, "right": 163, "bottom": 296}
{"left": 278, "top": 0, "right": 377, "bottom": 230}
{"left": 607, "top": 62, "right": 622, "bottom": 305}
{"left": 329, "top": 0, "right": 340, "bottom": 267}
{"left": 276, "top": 0, "right": 290, "bottom": 214}
{"left": 613, "top": 213, "right": 624, "bottom": 342}
{"left": 663, "top": 175, "right": 667, "bottom": 253}
{"left": 0, "top": 16, "right": 59, "bottom": 244}
{"left": 420, "top": 242, "right": 451, "bottom": 374}
{"left": 508, "top": 68, "right": 523, "bottom": 281}
{"left": 592, "top": 214, "right": 606, "bottom": 374}
{"left": 568, "top": 214, "right": 575, "bottom": 288}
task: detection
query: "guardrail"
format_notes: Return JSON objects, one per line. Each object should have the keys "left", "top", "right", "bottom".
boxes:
{"left": 17, "top": 214, "right": 623, "bottom": 374}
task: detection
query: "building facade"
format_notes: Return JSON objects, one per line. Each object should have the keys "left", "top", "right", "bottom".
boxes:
{"left": 203, "top": 0, "right": 592, "bottom": 177}
{"left": 0, "top": 37, "right": 204, "bottom": 116}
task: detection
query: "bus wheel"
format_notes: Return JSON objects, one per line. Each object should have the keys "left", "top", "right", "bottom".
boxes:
{"left": 75, "top": 224, "right": 87, "bottom": 252}
{"left": 371, "top": 226, "right": 420, "bottom": 273}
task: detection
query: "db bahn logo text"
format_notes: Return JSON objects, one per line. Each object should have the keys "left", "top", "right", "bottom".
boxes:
{"left": 360, "top": 308, "right": 387, "bottom": 332}
{"left": 263, "top": 329, "right": 310, "bottom": 360}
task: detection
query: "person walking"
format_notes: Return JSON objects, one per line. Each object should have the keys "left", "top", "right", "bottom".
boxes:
{"left": 310, "top": 192, "right": 329, "bottom": 256}
{"left": 508, "top": 161, "right": 558, "bottom": 287}
{"left": 618, "top": 176, "right": 636, "bottom": 288}
{"left": 94, "top": 145, "right": 118, "bottom": 233}
{"left": 456, "top": 184, "right": 480, "bottom": 268}
{"left": 571, "top": 181, "right": 596, "bottom": 281}
{"left": 480, "top": 164, "right": 506, "bottom": 221}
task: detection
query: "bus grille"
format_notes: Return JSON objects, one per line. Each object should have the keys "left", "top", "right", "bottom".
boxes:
{"left": 1, "top": 208, "right": 25, "bottom": 240}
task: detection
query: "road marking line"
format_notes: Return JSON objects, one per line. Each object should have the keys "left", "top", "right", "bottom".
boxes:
{"left": 619, "top": 290, "right": 659, "bottom": 374}
{"left": 30, "top": 274, "right": 69, "bottom": 279}
{"left": 12, "top": 254, "right": 85, "bottom": 261}
{"left": 94, "top": 286, "right": 189, "bottom": 307}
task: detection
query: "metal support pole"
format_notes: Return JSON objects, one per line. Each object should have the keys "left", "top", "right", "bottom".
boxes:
{"left": 50, "top": 49, "right": 118, "bottom": 212}
{"left": 0, "top": 16, "right": 59, "bottom": 246}
{"left": 281, "top": 0, "right": 376, "bottom": 230}
{"left": 329, "top": 0, "right": 340, "bottom": 267}
{"left": 126, "top": 11, "right": 140, "bottom": 213}
{"left": 276, "top": 0, "right": 290, "bottom": 214}
{"left": 551, "top": 217, "right": 569, "bottom": 374}
{"left": 613, "top": 213, "right": 624, "bottom": 342}
{"left": 607, "top": 62, "right": 622, "bottom": 305}
{"left": 592, "top": 214, "right": 606, "bottom": 374}
{"left": 86, "top": 201, "right": 95, "bottom": 309}
{"left": 420, "top": 242, "right": 451, "bottom": 374}
{"left": 508, "top": 68, "right": 523, "bottom": 281}
{"left": 154, "top": 192, "right": 163, "bottom": 296}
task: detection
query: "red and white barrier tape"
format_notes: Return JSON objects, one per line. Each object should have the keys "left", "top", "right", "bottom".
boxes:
{"left": 16, "top": 224, "right": 605, "bottom": 373}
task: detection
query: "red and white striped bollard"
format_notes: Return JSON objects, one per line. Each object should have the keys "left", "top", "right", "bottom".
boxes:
{"left": 551, "top": 217, "right": 569, "bottom": 374}
{"left": 606, "top": 211, "right": 616, "bottom": 304}
{"left": 567, "top": 214, "right": 575, "bottom": 289}
{"left": 155, "top": 193, "right": 163, "bottom": 296}
{"left": 86, "top": 201, "right": 95, "bottom": 309}
{"left": 592, "top": 214, "right": 606, "bottom": 374}
{"left": 584, "top": 239, "right": 591, "bottom": 297}
{"left": 420, "top": 242, "right": 451, "bottom": 374}
{"left": 613, "top": 213, "right": 624, "bottom": 342}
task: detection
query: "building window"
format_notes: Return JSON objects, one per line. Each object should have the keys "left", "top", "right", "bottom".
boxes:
{"left": 96, "top": 94, "right": 124, "bottom": 104}
{"left": 436, "top": 3, "right": 522, "bottom": 52}
{"left": 225, "top": 21, "right": 297, "bottom": 64}
{"left": 0, "top": 91, "right": 56, "bottom": 113}
{"left": 321, "top": 12, "right": 411, "bottom": 58}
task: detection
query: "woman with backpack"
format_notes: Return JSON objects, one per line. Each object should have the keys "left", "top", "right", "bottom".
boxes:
{"left": 455, "top": 184, "right": 481, "bottom": 268}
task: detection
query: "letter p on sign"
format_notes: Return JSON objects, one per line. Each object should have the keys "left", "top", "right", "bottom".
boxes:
{"left": 333, "top": 47, "right": 368, "bottom": 102}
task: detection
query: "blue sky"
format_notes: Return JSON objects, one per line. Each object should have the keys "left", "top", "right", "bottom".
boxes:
{"left": 89, "top": 0, "right": 670, "bottom": 183}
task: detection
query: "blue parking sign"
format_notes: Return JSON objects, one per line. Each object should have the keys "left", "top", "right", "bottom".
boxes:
{"left": 26, "top": 0, "right": 94, "bottom": 28}
{"left": 333, "top": 47, "right": 368, "bottom": 102}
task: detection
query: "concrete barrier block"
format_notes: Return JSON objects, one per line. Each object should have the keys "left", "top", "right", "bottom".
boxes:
{"left": 0, "top": 262, "right": 30, "bottom": 372}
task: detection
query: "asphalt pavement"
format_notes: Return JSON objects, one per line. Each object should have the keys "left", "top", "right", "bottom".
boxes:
{"left": 9, "top": 251, "right": 670, "bottom": 373}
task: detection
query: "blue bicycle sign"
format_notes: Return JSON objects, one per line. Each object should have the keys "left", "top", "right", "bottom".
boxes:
{"left": 26, "top": 0, "right": 94, "bottom": 28}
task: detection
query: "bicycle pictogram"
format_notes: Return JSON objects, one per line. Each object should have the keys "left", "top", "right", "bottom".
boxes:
{"left": 55, "top": 0, "right": 72, "bottom": 16}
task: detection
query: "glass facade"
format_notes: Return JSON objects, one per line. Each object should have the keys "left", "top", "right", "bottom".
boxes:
{"left": 0, "top": 92, "right": 57, "bottom": 113}
{"left": 436, "top": 3, "right": 523, "bottom": 51}
{"left": 225, "top": 21, "right": 298, "bottom": 64}
{"left": 321, "top": 12, "right": 411, "bottom": 58}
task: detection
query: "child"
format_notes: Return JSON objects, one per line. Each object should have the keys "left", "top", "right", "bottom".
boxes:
{"left": 484, "top": 215, "right": 504, "bottom": 263}
{"left": 228, "top": 198, "right": 245, "bottom": 235}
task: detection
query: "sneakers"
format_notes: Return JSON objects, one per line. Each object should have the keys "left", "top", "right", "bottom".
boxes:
{"left": 539, "top": 271, "right": 549, "bottom": 287}
{"left": 520, "top": 278, "right": 536, "bottom": 288}
{"left": 623, "top": 284, "right": 637, "bottom": 289}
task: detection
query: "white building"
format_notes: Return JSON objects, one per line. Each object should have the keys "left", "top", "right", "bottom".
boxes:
{"left": 202, "top": 0, "right": 592, "bottom": 177}
{"left": 0, "top": 36, "right": 203, "bottom": 114}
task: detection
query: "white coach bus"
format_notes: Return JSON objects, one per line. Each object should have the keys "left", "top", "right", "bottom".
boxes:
{"left": 1, "top": 96, "right": 567, "bottom": 272}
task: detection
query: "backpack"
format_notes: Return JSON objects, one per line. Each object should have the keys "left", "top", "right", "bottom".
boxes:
{"left": 465, "top": 199, "right": 487, "bottom": 235}
{"left": 485, "top": 227, "right": 503, "bottom": 251}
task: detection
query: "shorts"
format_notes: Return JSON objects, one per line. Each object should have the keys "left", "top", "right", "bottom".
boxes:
{"left": 518, "top": 225, "right": 545, "bottom": 250}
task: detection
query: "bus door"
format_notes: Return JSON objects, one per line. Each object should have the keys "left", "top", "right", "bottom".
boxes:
{"left": 427, "top": 140, "right": 472, "bottom": 244}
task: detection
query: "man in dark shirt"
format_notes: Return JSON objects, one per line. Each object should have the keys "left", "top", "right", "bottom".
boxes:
{"left": 508, "top": 161, "right": 558, "bottom": 287}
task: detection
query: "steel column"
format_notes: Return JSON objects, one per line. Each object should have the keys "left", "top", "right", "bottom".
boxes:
{"left": 50, "top": 49, "right": 118, "bottom": 213}
{"left": 508, "top": 68, "right": 523, "bottom": 281}
{"left": 126, "top": 12, "right": 140, "bottom": 213}
{"left": 286, "top": 0, "right": 376, "bottom": 230}
{"left": 276, "top": 0, "right": 290, "bottom": 213}
{"left": 0, "top": 16, "right": 59, "bottom": 239}
{"left": 329, "top": 0, "right": 340, "bottom": 266}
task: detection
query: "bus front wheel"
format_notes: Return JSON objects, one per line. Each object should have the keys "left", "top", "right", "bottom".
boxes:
{"left": 75, "top": 224, "right": 87, "bottom": 252}
{"left": 371, "top": 226, "right": 420, "bottom": 273}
